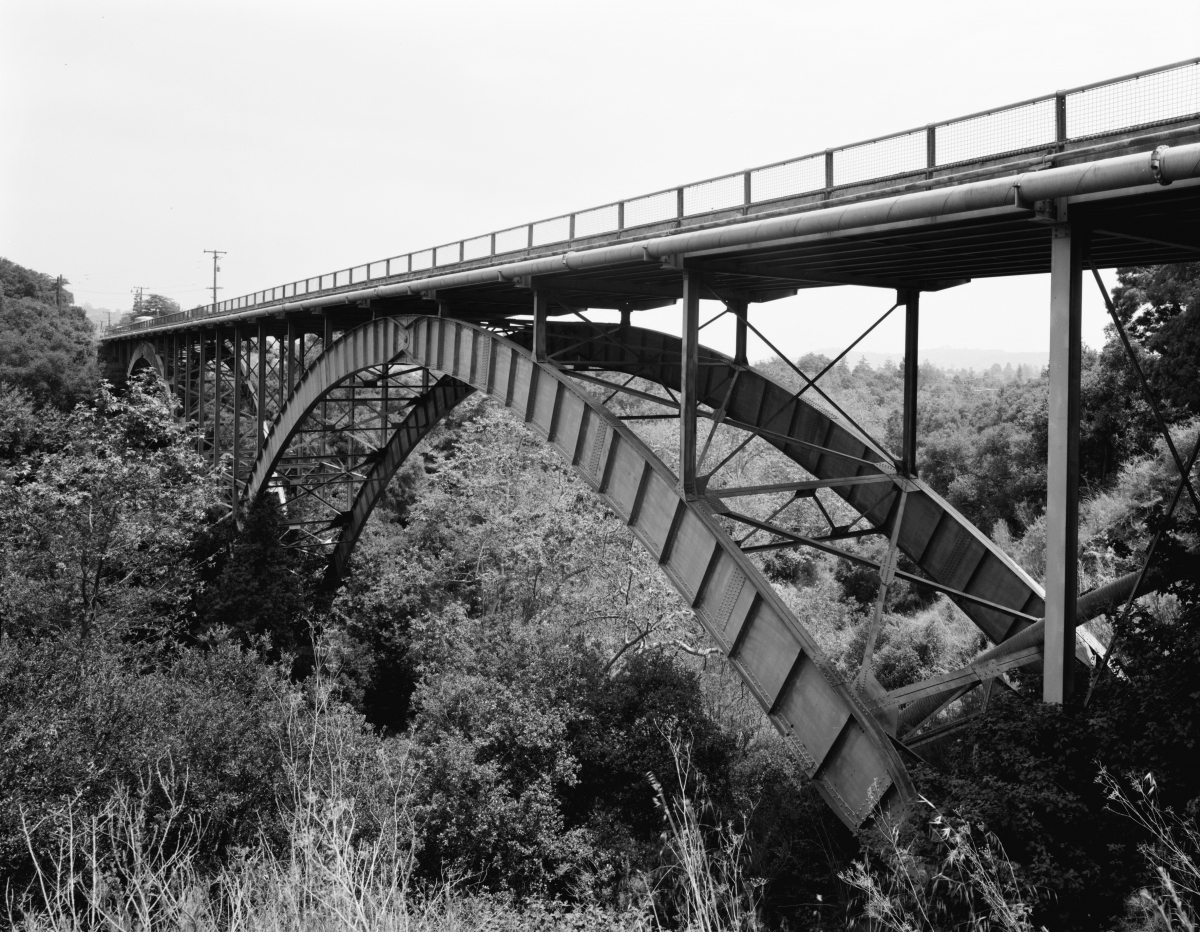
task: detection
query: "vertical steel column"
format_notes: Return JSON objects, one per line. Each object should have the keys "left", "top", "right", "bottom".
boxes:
{"left": 533, "top": 291, "right": 549, "bottom": 362}
{"left": 731, "top": 299, "right": 748, "bottom": 366}
{"left": 196, "top": 331, "right": 207, "bottom": 440}
{"left": 170, "top": 334, "right": 178, "bottom": 391}
{"left": 212, "top": 329, "right": 223, "bottom": 466}
{"left": 380, "top": 362, "right": 389, "bottom": 447}
{"left": 679, "top": 271, "right": 701, "bottom": 498}
{"left": 901, "top": 289, "right": 920, "bottom": 477}
{"left": 277, "top": 332, "right": 286, "bottom": 408}
{"left": 256, "top": 322, "right": 268, "bottom": 456}
{"left": 286, "top": 317, "right": 298, "bottom": 393}
{"left": 232, "top": 327, "right": 243, "bottom": 500}
{"left": 321, "top": 316, "right": 332, "bottom": 463}
{"left": 183, "top": 332, "right": 193, "bottom": 423}
{"left": 1044, "top": 219, "right": 1083, "bottom": 703}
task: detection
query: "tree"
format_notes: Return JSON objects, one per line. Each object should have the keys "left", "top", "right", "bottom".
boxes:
{"left": 195, "top": 495, "right": 309, "bottom": 663}
{"left": 0, "top": 258, "right": 98, "bottom": 409}
{"left": 1113, "top": 263, "right": 1200, "bottom": 417}
{"left": 0, "top": 373, "right": 220, "bottom": 640}
{"left": 141, "top": 293, "right": 181, "bottom": 317}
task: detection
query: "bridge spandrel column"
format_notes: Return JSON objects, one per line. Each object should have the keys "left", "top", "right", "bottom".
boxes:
{"left": 679, "top": 272, "right": 700, "bottom": 499}
{"left": 1044, "top": 218, "right": 1083, "bottom": 704}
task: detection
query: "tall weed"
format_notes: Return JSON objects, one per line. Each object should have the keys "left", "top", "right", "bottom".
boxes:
{"left": 1103, "top": 769, "right": 1200, "bottom": 931}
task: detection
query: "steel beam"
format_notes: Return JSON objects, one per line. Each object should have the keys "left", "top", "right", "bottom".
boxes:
{"left": 679, "top": 271, "right": 700, "bottom": 498}
{"left": 286, "top": 317, "right": 298, "bottom": 394}
{"left": 256, "top": 322, "right": 268, "bottom": 456}
{"left": 213, "top": 329, "right": 223, "bottom": 466}
{"left": 183, "top": 332, "right": 192, "bottom": 422}
{"left": 731, "top": 298, "right": 748, "bottom": 366}
{"left": 1044, "top": 216, "right": 1083, "bottom": 703}
{"left": 197, "top": 331, "right": 206, "bottom": 438}
{"left": 232, "top": 327, "right": 243, "bottom": 498}
{"left": 901, "top": 290, "right": 919, "bottom": 476}
{"left": 533, "top": 290, "right": 549, "bottom": 362}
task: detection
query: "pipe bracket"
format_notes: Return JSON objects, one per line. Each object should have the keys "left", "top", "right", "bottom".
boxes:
{"left": 1151, "top": 145, "right": 1173, "bottom": 186}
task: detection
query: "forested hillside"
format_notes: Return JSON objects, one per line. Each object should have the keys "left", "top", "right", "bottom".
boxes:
{"left": 1, "top": 258, "right": 1198, "bottom": 931}
{"left": 0, "top": 259, "right": 99, "bottom": 408}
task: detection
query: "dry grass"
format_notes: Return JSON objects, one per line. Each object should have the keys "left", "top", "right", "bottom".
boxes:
{"left": 646, "top": 731, "right": 761, "bottom": 932}
{"left": 1103, "top": 770, "right": 1200, "bottom": 932}
{"left": 838, "top": 799, "right": 1043, "bottom": 932}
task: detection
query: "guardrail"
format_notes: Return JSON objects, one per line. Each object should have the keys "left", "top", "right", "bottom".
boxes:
{"left": 107, "top": 57, "right": 1200, "bottom": 337}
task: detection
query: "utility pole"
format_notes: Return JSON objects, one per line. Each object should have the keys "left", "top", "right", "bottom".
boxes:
{"left": 55, "top": 275, "right": 63, "bottom": 310}
{"left": 204, "top": 250, "right": 226, "bottom": 313}
{"left": 131, "top": 286, "right": 146, "bottom": 316}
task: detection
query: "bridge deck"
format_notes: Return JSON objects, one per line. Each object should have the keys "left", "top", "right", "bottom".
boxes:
{"left": 104, "top": 58, "right": 1200, "bottom": 340}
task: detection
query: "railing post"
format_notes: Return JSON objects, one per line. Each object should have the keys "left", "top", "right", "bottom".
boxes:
{"left": 1055, "top": 91, "right": 1068, "bottom": 148}
{"left": 568, "top": 214, "right": 575, "bottom": 242}
{"left": 824, "top": 149, "right": 835, "bottom": 192}
{"left": 676, "top": 187, "right": 685, "bottom": 219}
{"left": 1044, "top": 213, "right": 1083, "bottom": 704}
{"left": 680, "top": 271, "right": 700, "bottom": 499}
{"left": 901, "top": 289, "right": 920, "bottom": 477}
{"left": 925, "top": 125, "right": 936, "bottom": 179}
{"left": 743, "top": 171, "right": 752, "bottom": 208}
{"left": 490, "top": 232, "right": 496, "bottom": 256}
{"left": 617, "top": 202, "right": 625, "bottom": 231}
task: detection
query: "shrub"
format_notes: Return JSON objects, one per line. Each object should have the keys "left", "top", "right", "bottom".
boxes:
{"left": 0, "top": 635, "right": 287, "bottom": 889}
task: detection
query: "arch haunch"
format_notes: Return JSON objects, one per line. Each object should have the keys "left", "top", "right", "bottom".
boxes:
{"left": 248, "top": 314, "right": 916, "bottom": 830}
{"left": 244, "top": 317, "right": 412, "bottom": 504}
{"left": 126, "top": 341, "right": 167, "bottom": 382}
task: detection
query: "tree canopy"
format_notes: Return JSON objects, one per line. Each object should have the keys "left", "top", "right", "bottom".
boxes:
{"left": 0, "top": 258, "right": 98, "bottom": 408}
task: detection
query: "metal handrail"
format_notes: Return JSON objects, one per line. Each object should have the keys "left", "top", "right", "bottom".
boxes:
{"left": 107, "top": 56, "right": 1200, "bottom": 336}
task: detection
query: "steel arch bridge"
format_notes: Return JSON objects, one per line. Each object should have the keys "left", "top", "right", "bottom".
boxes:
{"left": 100, "top": 59, "right": 1200, "bottom": 830}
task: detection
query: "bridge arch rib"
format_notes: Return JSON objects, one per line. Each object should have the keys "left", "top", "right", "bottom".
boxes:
{"left": 245, "top": 314, "right": 916, "bottom": 829}
{"left": 127, "top": 341, "right": 167, "bottom": 382}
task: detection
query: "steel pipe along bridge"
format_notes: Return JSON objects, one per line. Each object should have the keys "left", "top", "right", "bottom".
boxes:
{"left": 102, "top": 59, "right": 1200, "bottom": 830}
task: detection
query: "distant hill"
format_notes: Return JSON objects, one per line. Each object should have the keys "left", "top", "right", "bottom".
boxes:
{"left": 815, "top": 347, "right": 1049, "bottom": 373}
{"left": 80, "top": 302, "right": 120, "bottom": 331}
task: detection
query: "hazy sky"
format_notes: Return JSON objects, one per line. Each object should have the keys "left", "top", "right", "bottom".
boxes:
{"left": 4, "top": 1, "right": 1198, "bottom": 361}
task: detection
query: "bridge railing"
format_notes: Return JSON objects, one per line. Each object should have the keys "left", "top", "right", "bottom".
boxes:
{"left": 105, "top": 57, "right": 1200, "bottom": 337}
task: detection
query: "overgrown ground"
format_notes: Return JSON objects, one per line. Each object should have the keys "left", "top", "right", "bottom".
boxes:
{"left": 2, "top": 257, "right": 1200, "bottom": 930}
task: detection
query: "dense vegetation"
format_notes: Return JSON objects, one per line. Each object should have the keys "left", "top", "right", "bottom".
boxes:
{"left": 1, "top": 255, "right": 1198, "bottom": 930}
{"left": 0, "top": 259, "right": 98, "bottom": 408}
